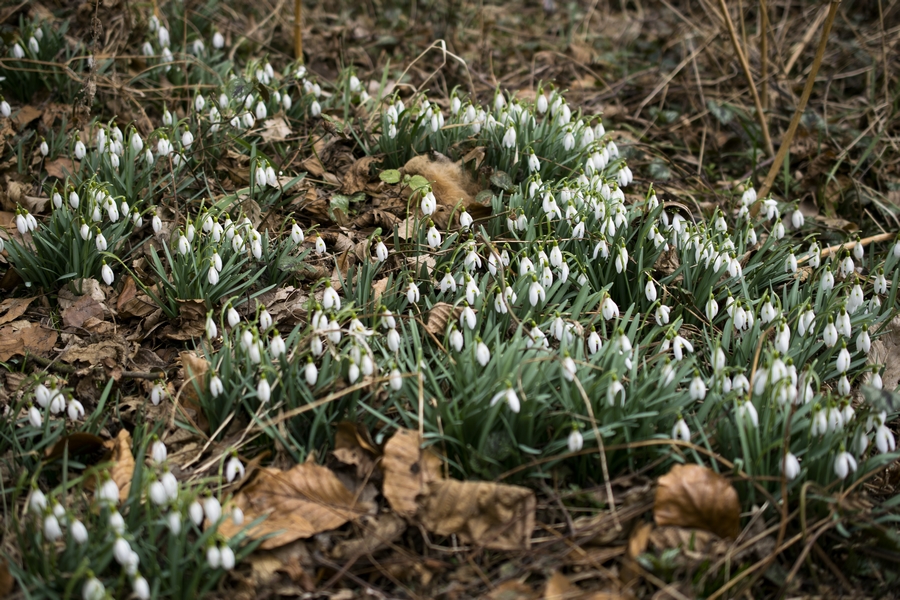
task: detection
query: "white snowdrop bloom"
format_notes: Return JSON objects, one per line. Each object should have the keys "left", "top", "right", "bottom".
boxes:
{"left": 158, "top": 25, "right": 170, "bottom": 47}
{"left": 226, "top": 456, "right": 245, "bottom": 483}
{"left": 322, "top": 284, "right": 341, "bottom": 311}
{"left": 737, "top": 401, "right": 759, "bottom": 428}
{"left": 772, "top": 221, "right": 785, "bottom": 240}
{"left": 874, "top": 270, "right": 888, "bottom": 295}
{"left": 893, "top": 239, "right": 900, "bottom": 258}
{"left": 407, "top": 281, "right": 420, "bottom": 303}
{"left": 204, "top": 495, "right": 223, "bottom": 524}
{"left": 529, "top": 279, "right": 545, "bottom": 306}
{"left": 614, "top": 245, "right": 628, "bottom": 273}
{"left": 347, "top": 360, "right": 360, "bottom": 384}
{"left": 449, "top": 326, "right": 464, "bottom": 352}
{"left": 837, "top": 309, "right": 852, "bottom": 338}
{"left": 840, "top": 254, "right": 855, "bottom": 278}
{"left": 593, "top": 239, "right": 609, "bottom": 260}
{"left": 847, "top": 283, "right": 864, "bottom": 314}
{"left": 588, "top": 330, "right": 602, "bottom": 355}
{"left": 289, "top": 222, "right": 304, "bottom": 244}
{"left": 461, "top": 305, "right": 477, "bottom": 330}
{"left": 388, "top": 368, "right": 403, "bottom": 391}
{"left": 113, "top": 536, "right": 133, "bottom": 566}
{"left": 775, "top": 323, "right": 791, "bottom": 354}
{"left": 728, "top": 256, "right": 742, "bottom": 278}
{"left": 689, "top": 374, "right": 707, "bottom": 400}
{"left": 791, "top": 209, "right": 804, "bottom": 229}
{"left": 372, "top": 240, "right": 389, "bottom": 262}
{"left": 730, "top": 373, "right": 749, "bottom": 395}
{"left": 242, "top": 111, "right": 256, "bottom": 128}
{"left": 310, "top": 100, "right": 322, "bottom": 117}
{"left": 439, "top": 271, "right": 457, "bottom": 294}
{"left": 837, "top": 374, "right": 851, "bottom": 395}
{"left": 107, "top": 510, "right": 125, "bottom": 535}
{"left": 259, "top": 309, "right": 273, "bottom": 330}
{"left": 541, "top": 265, "right": 553, "bottom": 289}
{"left": 705, "top": 295, "right": 718, "bottom": 321}
{"left": 607, "top": 377, "right": 625, "bottom": 407}
{"left": 781, "top": 452, "right": 801, "bottom": 481}
{"left": 206, "top": 545, "right": 222, "bottom": 569}
{"left": 40, "top": 138, "right": 49, "bottom": 156}
{"left": 785, "top": 252, "right": 797, "bottom": 273}
{"left": 672, "top": 335, "right": 693, "bottom": 361}
{"left": 255, "top": 101, "right": 267, "bottom": 120}
{"left": 315, "top": 236, "right": 327, "bottom": 254}
{"left": 491, "top": 386, "right": 520, "bottom": 413}
{"left": 82, "top": 576, "right": 105, "bottom": 600}
{"left": 425, "top": 224, "right": 442, "bottom": 248}
{"left": 226, "top": 306, "right": 241, "bottom": 328}
{"left": 876, "top": 425, "right": 896, "bottom": 454}
{"left": 760, "top": 299, "right": 777, "bottom": 324}
{"left": 563, "top": 130, "right": 575, "bottom": 151}
{"left": 821, "top": 267, "right": 835, "bottom": 291}
{"left": 645, "top": 279, "right": 657, "bottom": 303}
{"left": 826, "top": 405, "right": 844, "bottom": 432}
{"left": 712, "top": 347, "right": 727, "bottom": 373}
{"left": 798, "top": 309, "right": 815, "bottom": 336}
{"left": 833, "top": 451, "right": 857, "bottom": 480}
{"left": 841, "top": 402, "right": 855, "bottom": 425}
{"left": 101, "top": 262, "right": 115, "bottom": 285}
{"left": 567, "top": 429, "right": 584, "bottom": 452}
{"left": 857, "top": 328, "right": 871, "bottom": 354}
{"left": 836, "top": 346, "right": 851, "bottom": 373}
{"left": 527, "top": 151, "right": 540, "bottom": 172}
{"left": 502, "top": 126, "right": 517, "bottom": 148}
{"left": 150, "top": 439, "right": 168, "bottom": 464}
{"left": 465, "top": 278, "right": 480, "bottom": 304}
{"left": 672, "top": 418, "right": 691, "bottom": 442}
{"left": 70, "top": 518, "right": 89, "bottom": 544}
{"left": 741, "top": 186, "right": 757, "bottom": 206}
{"left": 0, "top": 99, "right": 9, "bottom": 118}
{"left": 67, "top": 399, "right": 85, "bottom": 421}
{"left": 74, "top": 138, "right": 87, "bottom": 159}
{"left": 536, "top": 93, "right": 548, "bottom": 114}
{"left": 94, "top": 231, "right": 108, "bottom": 252}
{"left": 256, "top": 375, "right": 271, "bottom": 402}
{"left": 823, "top": 320, "right": 838, "bottom": 347}
{"left": 42, "top": 513, "right": 63, "bottom": 541}
{"left": 186, "top": 501, "right": 204, "bottom": 526}
{"left": 207, "top": 264, "right": 220, "bottom": 286}
{"left": 655, "top": 304, "right": 670, "bottom": 326}
{"left": 149, "top": 479, "right": 168, "bottom": 506}
{"left": 220, "top": 544, "right": 236, "bottom": 571}
{"left": 475, "top": 340, "right": 491, "bottom": 366}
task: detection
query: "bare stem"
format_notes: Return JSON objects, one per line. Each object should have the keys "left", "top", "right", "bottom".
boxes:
{"left": 717, "top": 0, "right": 774, "bottom": 157}
{"left": 758, "top": 1, "right": 840, "bottom": 199}
{"left": 294, "top": 0, "right": 303, "bottom": 62}
{"left": 760, "top": 0, "right": 768, "bottom": 110}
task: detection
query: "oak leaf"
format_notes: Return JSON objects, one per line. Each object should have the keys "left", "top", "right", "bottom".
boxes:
{"left": 0, "top": 321, "right": 58, "bottom": 361}
{"left": 218, "top": 462, "right": 376, "bottom": 549}
{"left": 653, "top": 463, "right": 740, "bottom": 539}
{"left": 381, "top": 428, "right": 442, "bottom": 517}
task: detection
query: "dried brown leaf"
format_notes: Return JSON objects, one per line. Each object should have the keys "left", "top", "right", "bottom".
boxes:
{"left": 0, "top": 297, "right": 34, "bottom": 325}
{"left": 104, "top": 429, "right": 135, "bottom": 502}
{"left": 653, "top": 464, "right": 740, "bottom": 539}
{"left": 545, "top": 571, "right": 578, "bottom": 599}
{"left": 62, "top": 294, "right": 105, "bottom": 329}
{"left": 45, "top": 157, "right": 77, "bottom": 179}
{"left": 0, "top": 321, "right": 58, "bottom": 361}
{"left": 621, "top": 522, "right": 652, "bottom": 585}
{"left": 259, "top": 114, "right": 292, "bottom": 143}
{"left": 329, "top": 512, "right": 407, "bottom": 559}
{"left": 342, "top": 155, "right": 380, "bottom": 195}
{"left": 424, "top": 302, "right": 461, "bottom": 338}
{"left": 218, "top": 462, "right": 376, "bottom": 549}
{"left": 0, "top": 558, "right": 14, "bottom": 596}
{"left": 14, "top": 105, "right": 42, "bottom": 129}
{"left": 418, "top": 479, "right": 535, "bottom": 550}
{"left": 332, "top": 421, "right": 380, "bottom": 480}
{"left": 381, "top": 428, "right": 442, "bottom": 517}
{"left": 44, "top": 432, "right": 106, "bottom": 461}
{"left": 61, "top": 339, "right": 126, "bottom": 366}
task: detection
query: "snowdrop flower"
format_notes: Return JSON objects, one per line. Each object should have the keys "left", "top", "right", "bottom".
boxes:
{"left": 567, "top": 428, "right": 584, "bottom": 452}
{"left": 149, "top": 479, "right": 168, "bottom": 506}
{"left": 42, "top": 513, "right": 62, "bottom": 541}
{"left": 737, "top": 400, "right": 759, "bottom": 428}
{"left": 606, "top": 376, "right": 625, "bottom": 406}
{"left": 772, "top": 221, "right": 785, "bottom": 239}
{"left": 645, "top": 279, "right": 657, "bottom": 303}
{"left": 315, "top": 236, "right": 327, "bottom": 254}
{"left": 11, "top": 42, "right": 25, "bottom": 59}
{"left": 440, "top": 270, "right": 457, "bottom": 294}
{"left": 71, "top": 519, "right": 89, "bottom": 544}
{"left": 204, "top": 495, "right": 223, "bottom": 524}
{"left": 322, "top": 283, "right": 341, "bottom": 311}
{"left": 150, "top": 380, "right": 166, "bottom": 405}
{"left": 836, "top": 344, "right": 851, "bottom": 372}
{"left": 728, "top": 255, "right": 742, "bottom": 278}
{"left": 220, "top": 544, "right": 236, "bottom": 571}
{"left": 465, "top": 277, "right": 480, "bottom": 304}
{"left": 303, "top": 357, "right": 319, "bottom": 386}
{"left": 712, "top": 346, "right": 727, "bottom": 373}
{"left": 226, "top": 306, "right": 240, "bottom": 328}
{"left": 602, "top": 295, "right": 619, "bottom": 320}
{"left": 502, "top": 126, "right": 516, "bottom": 148}
{"left": 374, "top": 240, "right": 389, "bottom": 262}
{"left": 672, "top": 417, "right": 691, "bottom": 442}
{"left": 791, "top": 209, "right": 804, "bottom": 229}
{"left": 833, "top": 450, "right": 857, "bottom": 480}
{"left": 226, "top": 455, "right": 245, "bottom": 483}
{"left": 151, "top": 439, "right": 167, "bottom": 464}
{"left": 672, "top": 335, "right": 693, "bottom": 361}
{"left": 101, "top": 262, "right": 114, "bottom": 285}
{"left": 158, "top": 25, "right": 170, "bottom": 47}
{"left": 839, "top": 253, "right": 854, "bottom": 278}
{"left": 838, "top": 375, "right": 851, "bottom": 396}
{"left": 527, "top": 150, "right": 540, "bottom": 172}
{"left": 587, "top": 329, "right": 602, "bottom": 355}
{"left": 876, "top": 424, "right": 896, "bottom": 454}
{"left": 836, "top": 308, "right": 852, "bottom": 338}
{"left": 461, "top": 304, "right": 477, "bottom": 330}
{"left": 255, "top": 101, "right": 267, "bottom": 120}
{"left": 741, "top": 185, "right": 757, "bottom": 206}
{"left": 705, "top": 295, "right": 718, "bottom": 321}
{"left": 67, "top": 399, "right": 85, "bottom": 421}
{"left": 82, "top": 575, "right": 105, "bottom": 600}
{"left": 189, "top": 501, "right": 204, "bottom": 526}
{"left": 614, "top": 243, "right": 628, "bottom": 273}
{"left": 310, "top": 101, "right": 321, "bottom": 117}
{"left": 420, "top": 191, "right": 436, "bottom": 216}
{"left": 529, "top": 277, "right": 545, "bottom": 306}
{"left": 662, "top": 361, "right": 676, "bottom": 387}
{"left": 785, "top": 252, "right": 797, "bottom": 273}
{"left": 407, "top": 280, "right": 420, "bottom": 303}
{"left": 782, "top": 452, "right": 801, "bottom": 480}
{"left": 822, "top": 318, "right": 838, "bottom": 347}
{"left": 426, "top": 223, "right": 442, "bottom": 248}
{"left": 775, "top": 323, "right": 791, "bottom": 353}
{"left": 689, "top": 373, "right": 707, "bottom": 400}
{"left": 0, "top": 98, "right": 10, "bottom": 118}
{"left": 857, "top": 326, "right": 871, "bottom": 354}
{"left": 798, "top": 308, "right": 815, "bottom": 336}
{"left": 207, "top": 545, "right": 222, "bottom": 569}
{"left": 475, "top": 339, "right": 491, "bottom": 366}
{"left": 449, "top": 326, "right": 464, "bottom": 352}
{"left": 491, "top": 385, "right": 520, "bottom": 413}
{"left": 655, "top": 304, "right": 670, "bottom": 326}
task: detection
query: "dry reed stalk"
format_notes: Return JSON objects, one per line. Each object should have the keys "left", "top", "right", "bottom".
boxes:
{"left": 294, "top": 0, "right": 303, "bottom": 62}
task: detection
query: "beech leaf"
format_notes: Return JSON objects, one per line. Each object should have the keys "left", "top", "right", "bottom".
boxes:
{"left": 653, "top": 463, "right": 740, "bottom": 539}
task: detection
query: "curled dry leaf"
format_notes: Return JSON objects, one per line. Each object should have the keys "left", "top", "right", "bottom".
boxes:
{"left": 259, "top": 115, "right": 292, "bottom": 143}
{"left": 621, "top": 522, "right": 652, "bottom": 585}
{"left": 0, "top": 320, "right": 58, "bottom": 361}
{"left": 331, "top": 421, "right": 380, "bottom": 481}
{"left": 653, "top": 463, "right": 740, "bottom": 539}
{"left": 178, "top": 351, "right": 209, "bottom": 432}
{"left": 381, "top": 428, "right": 442, "bottom": 517}
{"left": 424, "top": 303, "right": 463, "bottom": 338}
{"left": 418, "top": 479, "right": 535, "bottom": 551}
{"left": 0, "top": 297, "right": 34, "bottom": 326}
{"left": 329, "top": 512, "right": 407, "bottom": 559}
{"left": 218, "top": 462, "right": 377, "bottom": 550}
{"left": 105, "top": 429, "right": 135, "bottom": 502}
{"left": 62, "top": 294, "right": 105, "bottom": 329}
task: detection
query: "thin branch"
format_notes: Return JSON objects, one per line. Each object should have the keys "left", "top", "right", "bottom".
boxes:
{"left": 760, "top": 0, "right": 769, "bottom": 110}
{"left": 717, "top": 0, "right": 775, "bottom": 157}
{"left": 294, "top": 0, "right": 303, "bottom": 62}
{"left": 758, "top": 0, "right": 842, "bottom": 200}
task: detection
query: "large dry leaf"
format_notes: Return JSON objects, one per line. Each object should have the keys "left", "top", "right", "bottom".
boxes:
{"left": 418, "top": 479, "right": 535, "bottom": 550}
{"left": 425, "top": 303, "right": 462, "bottom": 338}
{"left": 44, "top": 157, "right": 77, "bottom": 179}
{"left": 13, "top": 105, "right": 42, "bottom": 129}
{"left": 621, "top": 522, "right": 652, "bottom": 585}
{"left": 105, "top": 429, "right": 135, "bottom": 502}
{"left": 259, "top": 114, "right": 292, "bottom": 143}
{"left": 218, "top": 462, "right": 376, "bottom": 549}
{"left": 381, "top": 428, "right": 442, "bottom": 517}
{"left": 342, "top": 156, "right": 379, "bottom": 195}
{"left": 330, "top": 513, "right": 407, "bottom": 559}
{"left": 0, "top": 321, "right": 58, "bottom": 361}
{"left": 178, "top": 352, "right": 209, "bottom": 432}
{"left": 0, "top": 559, "right": 14, "bottom": 596}
{"left": 332, "top": 421, "right": 380, "bottom": 480}
{"left": 61, "top": 339, "right": 127, "bottom": 365}
{"left": 0, "top": 297, "right": 34, "bottom": 325}
{"left": 653, "top": 464, "right": 740, "bottom": 539}
{"left": 62, "top": 294, "right": 105, "bottom": 329}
